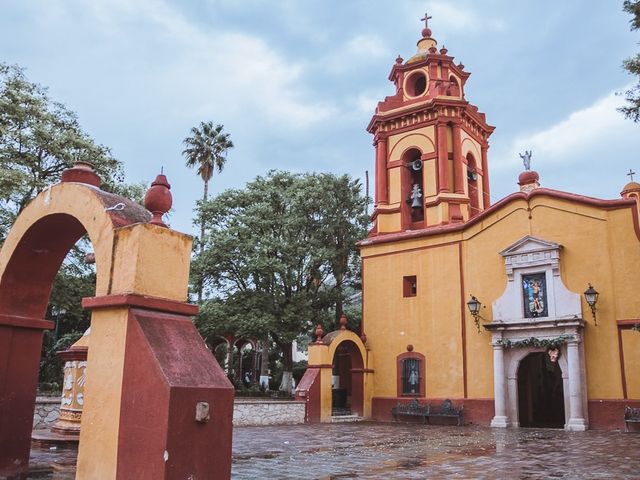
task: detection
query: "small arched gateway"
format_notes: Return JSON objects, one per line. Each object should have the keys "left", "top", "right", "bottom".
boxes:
{"left": 0, "top": 164, "right": 234, "bottom": 478}
{"left": 295, "top": 322, "right": 372, "bottom": 422}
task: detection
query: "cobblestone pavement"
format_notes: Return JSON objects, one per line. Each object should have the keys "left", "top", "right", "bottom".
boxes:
{"left": 232, "top": 423, "right": 640, "bottom": 479}
{"left": 19, "top": 422, "right": 640, "bottom": 479}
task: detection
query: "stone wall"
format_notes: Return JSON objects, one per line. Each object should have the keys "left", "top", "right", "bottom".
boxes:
{"left": 232, "top": 399, "right": 306, "bottom": 426}
{"left": 33, "top": 397, "right": 306, "bottom": 429}
{"left": 33, "top": 396, "right": 60, "bottom": 430}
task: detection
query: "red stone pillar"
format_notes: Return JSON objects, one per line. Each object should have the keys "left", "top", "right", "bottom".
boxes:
{"left": 452, "top": 123, "right": 464, "bottom": 193}
{"left": 0, "top": 318, "right": 53, "bottom": 477}
{"left": 375, "top": 136, "right": 388, "bottom": 205}
{"left": 481, "top": 144, "right": 490, "bottom": 208}
{"left": 437, "top": 123, "right": 450, "bottom": 193}
{"left": 79, "top": 294, "right": 235, "bottom": 480}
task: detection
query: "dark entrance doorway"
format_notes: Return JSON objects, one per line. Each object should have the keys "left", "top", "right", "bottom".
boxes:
{"left": 331, "top": 340, "right": 364, "bottom": 416}
{"left": 517, "top": 352, "right": 565, "bottom": 428}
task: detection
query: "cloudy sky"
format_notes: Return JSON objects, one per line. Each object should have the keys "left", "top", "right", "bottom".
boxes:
{"left": 2, "top": 0, "right": 639, "bottom": 234}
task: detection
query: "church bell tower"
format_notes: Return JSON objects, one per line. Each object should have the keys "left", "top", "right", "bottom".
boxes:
{"left": 368, "top": 15, "right": 495, "bottom": 234}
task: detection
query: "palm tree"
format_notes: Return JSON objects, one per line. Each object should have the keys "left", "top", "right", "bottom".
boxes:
{"left": 183, "top": 121, "right": 233, "bottom": 302}
{"left": 183, "top": 121, "right": 234, "bottom": 203}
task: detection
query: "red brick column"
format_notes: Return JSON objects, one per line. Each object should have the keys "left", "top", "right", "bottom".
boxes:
{"left": 375, "top": 136, "right": 389, "bottom": 205}
{"left": 437, "top": 123, "right": 450, "bottom": 193}
{"left": 481, "top": 144, "right": 490, "bottom": 208}
{"left": 452, "top": 122, "right": 464, "bottom": 193}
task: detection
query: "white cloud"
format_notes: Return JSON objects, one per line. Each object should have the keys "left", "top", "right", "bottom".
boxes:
{"left": 345, "top": 35, "right": 389, "bottom": 58}
{"left": 503, "top": 88, "right": 635, "bottom": 169}
{"left": 402, "top": 1, "right": 505, "bottom": 35}
{"left": 74, "top": 0, "right": 336, "bottom": 129}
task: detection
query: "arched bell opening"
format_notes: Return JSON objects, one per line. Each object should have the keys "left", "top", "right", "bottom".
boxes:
{"left": 401, "top": 147, "right": 425, "bottom": 228}
{"left": 517, "top": 352, "right": 565, "bottom": 429}
{"left": 331, "top": 340, "right": 364, "bottom": 417}
{"left": 466, "top": 152, "right": 480, "bottom": 217}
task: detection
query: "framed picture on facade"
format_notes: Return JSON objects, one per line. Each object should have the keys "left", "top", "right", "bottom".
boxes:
{"left": 522, "top": 273, "right": 548, "bottom": 318}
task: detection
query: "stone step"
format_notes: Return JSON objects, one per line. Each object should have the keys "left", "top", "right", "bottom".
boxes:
{"left": 331, "top": 415, "right": 364, "bottom": 423}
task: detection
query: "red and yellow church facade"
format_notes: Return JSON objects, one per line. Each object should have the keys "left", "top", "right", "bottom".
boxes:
{"left": 298, "top": 20, "right": 640, "bottom": 430}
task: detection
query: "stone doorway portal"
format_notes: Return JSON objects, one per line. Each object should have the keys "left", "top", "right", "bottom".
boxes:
{"left": 517, "top": 352, "right": 565, "bottom": 428}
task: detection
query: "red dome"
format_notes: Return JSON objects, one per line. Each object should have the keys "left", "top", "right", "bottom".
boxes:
{"left": 518, "top": 170, "right": 540, "bottom": 185}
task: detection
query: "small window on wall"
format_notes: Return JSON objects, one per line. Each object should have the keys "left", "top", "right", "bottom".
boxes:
{"left": 396, "top": 350, "right": 426, "bottom": 397}
{"left": 403, "top": 275, "right": 417, "bottom": 297}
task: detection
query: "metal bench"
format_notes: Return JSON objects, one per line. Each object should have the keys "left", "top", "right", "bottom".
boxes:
{"left": 624, "top": 406, "right": 640, "bottom": 432}
{"left": 391, "top": 399, "right": 430, "bottom": 424}
{"left": 391, "top": 399, "right": 463, "bottom": 426}
{"left": 428, "top": 399, "right": 464, "bottom": 426}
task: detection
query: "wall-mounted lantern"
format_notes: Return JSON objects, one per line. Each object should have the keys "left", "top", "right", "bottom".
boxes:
{"left": 467, "top": 295, "right": 482, "bottom": 332}
{"left": 583, "top": 283, "right": 599, "bottom": 326}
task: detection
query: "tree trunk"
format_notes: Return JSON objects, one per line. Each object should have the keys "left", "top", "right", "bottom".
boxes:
{"left": 197, "top": 180, "right": 209, "bottom": 304}
{"left": 278, "top": 341, "right": 294, "bottom": 394}
{"left": 334, "top": 271, "right": 344, "bottom": 327}
{"left": 259, "top": 340, "right": 270, "bottom": 391}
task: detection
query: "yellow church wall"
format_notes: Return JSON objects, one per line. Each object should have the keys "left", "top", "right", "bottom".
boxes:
{"left": 621, "top": 330, "right": 640, "bottom": 399}
{"left": 461, "top": 202, "right": 534, "bottom": 398}
{"left": 526, "top": 200, "right": 623, "bottom": 399}
{"left": 362, "top": 192, "right": 640, "bottom": 409}
{"left": 363, "top": 242, "right": 464, "bottom": 399}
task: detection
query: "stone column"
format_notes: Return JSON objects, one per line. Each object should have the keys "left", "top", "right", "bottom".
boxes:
{"left": 452, "top": 123, "right": 464, "bottom": 193}
{"left": 491, "top": 342, "right": 508, "bottom": 428}
{"left": 375, "top": 136, "right": 388, "bottom": 205}
{"left": 437, "top": 123, "right": 450, "bottom": 193}
{"left": 566, "top": 340, "right": 587, "bottom": 431}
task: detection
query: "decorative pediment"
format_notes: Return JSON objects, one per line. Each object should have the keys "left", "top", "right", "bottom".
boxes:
{"left": 500, "top": 235, "right": 562, "bottom": 281}
{"left": 491, "top": 234, "right": 581, "bottom": 324}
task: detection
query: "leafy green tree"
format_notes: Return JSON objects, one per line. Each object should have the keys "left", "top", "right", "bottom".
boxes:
{"left": 0, "top": 63, "right": 123, "bottom": 243}
{"left": 621, "top": 0, "right": 640, "bottom": 121}
{"left": 192, "top": 171, "right": 368, "bottom": 391}
{"left": 183, "top": 121, "right": 234, "bottom": 302}
{"left": 0, "top": 64, "right": 140, "bottom": 390}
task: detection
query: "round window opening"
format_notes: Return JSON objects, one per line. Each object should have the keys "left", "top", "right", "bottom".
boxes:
{"left": 406, "top": 72, "right": 427, "bottom": 97}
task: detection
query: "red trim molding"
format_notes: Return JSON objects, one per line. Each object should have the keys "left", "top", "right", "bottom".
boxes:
{"left": 0, "top": 314, "right": 54, "bottom": 330}
{"left": 360, "top": 188, "right": 637, "bottom": 247}
{"left": 82, "top": 294, "right": 198, "bottom": 316}
{"left": 617, "top": 326, "right": 628, "bottom": 399}
{"left": 458, "top": 243, "right": 468, "bottom": 398}
{"left": 615, "top": 319, "right": 639, "bottom": 400}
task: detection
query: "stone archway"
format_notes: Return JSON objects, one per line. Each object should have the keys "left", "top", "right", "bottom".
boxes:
{"left": 295, "top": 328, "right": 372, "bottom": 423}
{"left": 0, "top": 165, "right": 234, "bottom": 478}
{"left": 331, "top": 340, "right": 364, "bottom": 416}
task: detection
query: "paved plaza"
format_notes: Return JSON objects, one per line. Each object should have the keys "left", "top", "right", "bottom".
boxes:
{"left": 20, "top": 422, "right": 640, "bottom": 479}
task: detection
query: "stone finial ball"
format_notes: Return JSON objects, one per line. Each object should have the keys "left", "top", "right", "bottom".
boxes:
{"left": 422, "top": 27, "right": 432, "bottom": 38}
